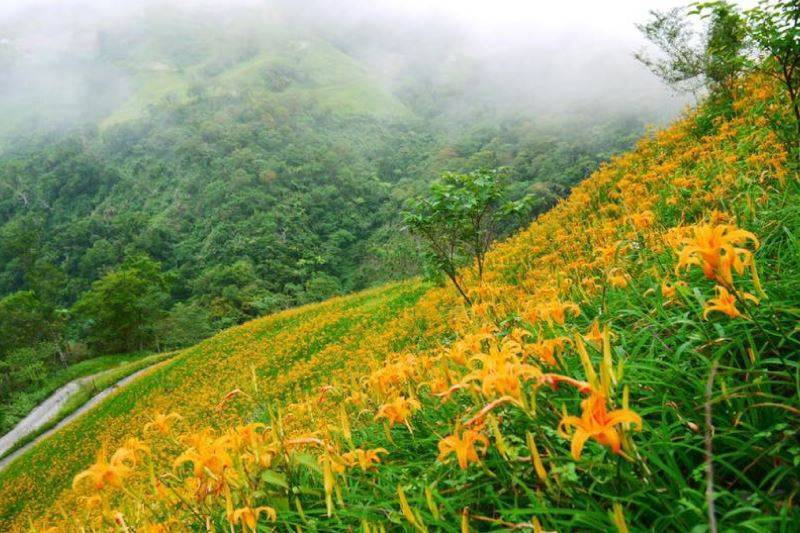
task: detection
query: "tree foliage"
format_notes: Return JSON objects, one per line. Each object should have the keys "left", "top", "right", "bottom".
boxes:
{"left": 72, "top": 256, "right": 169, "bottom": 354}
{"left": 635, "top": 2, "right": 747, "bottom": 97}
{"left": 746, "top": 0, "right": 800, "bottom": 155}
{"left": 405, "top": 169, "right": 523, "bottom": 304}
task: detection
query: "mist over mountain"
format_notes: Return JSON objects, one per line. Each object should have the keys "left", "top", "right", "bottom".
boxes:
{"left": 0, "top": 0, "right": 684, "bottom": 146}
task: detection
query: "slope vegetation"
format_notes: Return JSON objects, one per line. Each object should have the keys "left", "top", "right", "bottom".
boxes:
{"left": 2, "top": 76, "right": 798, "bottom": 531}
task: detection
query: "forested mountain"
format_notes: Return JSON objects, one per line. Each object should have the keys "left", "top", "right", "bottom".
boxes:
{"left": 0, "top": 1, "right": 679, "bottom": 422}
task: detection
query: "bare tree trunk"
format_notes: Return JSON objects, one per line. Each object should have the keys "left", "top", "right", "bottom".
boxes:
{"left": 445, "top": 270, "right": 472, "bottom": 306}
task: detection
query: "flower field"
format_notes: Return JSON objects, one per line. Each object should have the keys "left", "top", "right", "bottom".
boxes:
{"left": 1, "top": 75, "right": 799, "bottom": 531}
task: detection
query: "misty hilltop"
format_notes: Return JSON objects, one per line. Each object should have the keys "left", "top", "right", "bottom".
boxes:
{"left": 0, "top": 0, "right": 681, "bottom": 145}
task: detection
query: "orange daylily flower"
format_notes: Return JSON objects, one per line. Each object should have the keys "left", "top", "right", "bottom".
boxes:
{"left": 527, "top": 336, "right": 570, "bottom": 366}
{"left": 607, "top": 268, "right": 630, "bottom": 288}
{"left": 375, "top": 396, "right": 420, "bottom": 427}
{"left": 173, "top": 432, "right": 236, "bottom": 496}
{"left": 437, "top": 429, "right": 489, "bottom": 469}
{"left": 626, "top": 210, "right": 655, "bottom": 230}
{"left": 594, "top": 240, "right": 627, "bottom": 266}
{"left": 342, "top": 447, "right": 389, "bottom": 471}
{"left": 583, "top": 321, "right": 603, "bottom": 348}
{"left": 143, "top": 412, "right": 183, "bottom": 435}
{"left": 660, "top": 279, "right": 686, "bottom": 299}
{"left": 703, "top": 285, "right": 758, "bottom": 319}
{"left": 72, "top": 445, "right": 134, "bottom": 491}
{"left": 229, "top": 506, "right": 277, "bottom": 531}
{"left": 229, "top": 422, "right": 267, "bottom": 450}
{"left": 675, "top": 224, "right": 759, "bottom": 285}
{"left": 527, "top": 299, "right": 581, "bottom": 325}
{"left": 558, "top": 392, "right": 641, "bottom": 460}
{"left": 463, "top": 341, "right": 543, "bottom": 399}
{"left": 142, "top": 523, "right": 177, "bottom": 533}
{"left": 318, "top": 451, "right": 347, "bottom": 474}
{"left": 346, "top": 389, "right": 368, "bottom": 406}
{"left": 122, "top": 437, "right": 151, "bottom": 465}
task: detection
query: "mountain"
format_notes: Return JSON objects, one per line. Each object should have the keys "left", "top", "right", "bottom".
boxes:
{"left": 0, "top": 73, "right": 797, "bottom": 530}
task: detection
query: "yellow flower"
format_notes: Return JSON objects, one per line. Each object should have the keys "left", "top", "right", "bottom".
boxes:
{"left": 437, "top": 429, "right": 489, "bottom": 469}
{"left": 703, "top": 285, "right": 758, "bottom": 319}
{"left": 660, "top": 279, "right": 686, "bottom": 299}
{"left": 375, "top": 396, "right": 421, "bottom": 427}
{"left": 675, "top": 224, "right": 758, "bottom": 286}
{"left": 173, "top": 431, "right": 236, "bottom": 496}
{"left": 142, "top": 523, "right": 175, "bottom": 533}
{"left": 607, "top": 268, "right": 630, "bottom": 288}
{"left": 346, "top": 389, "right": 368, "bottom": 406}
{"left": 527, "top": 337, "right": 570, "bottom": 366}
{"left": 463, "top": 341, "right": 543, "bottom": 399}
{"left": 229, "top": 506, "right": 277, "bottom": 531}
{"left": 583, "top": 321, "right": 603, "bottom": 348}
{"left": 594, "top": 240, "right": 627, "bottom": 266}
{"left": 143, "top": 412, "right": 183, "bottom": 435}
{"left": 527, "top": 299, "right": 581, "bottom": 325}
{"left": 626, "top": 210, "right": 655, "bottom": 229}
{"left": 558, "top": 392, "right": 641, "bottom": 460}
{"left": 229, "top": 422, "right": 267, "bottom": 450}
{"left": 342, "top": 447, "right": 388, "bottom": 471}
{"left": 122, "top": 437, "right": 150, "bottom": 465}
{"left": 72, "top": 445, "right": 134, "bottom": 491}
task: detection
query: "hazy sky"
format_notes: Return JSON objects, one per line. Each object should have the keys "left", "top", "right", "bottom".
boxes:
{"left": 0, "top": 1, "right": 761, "bottom": 56}
{"left": 363, "top": 0, "right": 685, "bottom": 38}
{"left": 0, "top": 1, "right": 752, "bottom": 34}
{"left": 0, "top": 0, "right": 758, "bottom": 139}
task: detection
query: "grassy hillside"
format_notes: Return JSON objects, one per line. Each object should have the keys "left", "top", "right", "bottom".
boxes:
{"left": 100, "top": 37, "right": 410, "bottom": 130}
{"left": 2, "top": 76, "right": 798, "bottom": 530}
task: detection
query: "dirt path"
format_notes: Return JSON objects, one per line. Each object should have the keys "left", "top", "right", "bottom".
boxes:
{"left": 0, "top": 360, "right": 167, "bottom": 471}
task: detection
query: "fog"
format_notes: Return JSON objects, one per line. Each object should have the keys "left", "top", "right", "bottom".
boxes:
{"left": 0, "top": 0, "right": 715, "bottom": 145}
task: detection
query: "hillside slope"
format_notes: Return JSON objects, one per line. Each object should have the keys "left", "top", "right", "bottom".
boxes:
{"left": 1, "top": 76, "right": 798, "bottom": 530}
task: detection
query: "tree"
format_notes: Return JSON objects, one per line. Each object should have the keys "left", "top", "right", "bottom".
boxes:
{"left": 72, "top": 255, "right": 169, "bottom": 354}
{"left": 0, "top": 291, "right": 47, "bottom": 357}
{"left": 404, "top": 169, "right": 522, "bottom": 305}
{"left": 746, "top": 0, "right": 800, "bottom": 157}
{"left": 0, "top": 344, "right": 54, "bottom": 401}
{"left": 155, "top": 302, "right": 212, "bottom": 350}
{"left": 635, "top": 2, "right": 747, "bottom": 98}
{"left": 0, "top": 291, "right": 57, "bottom": 400}
{"left": 299, "top": 272, "right": 342, "bottom": 304}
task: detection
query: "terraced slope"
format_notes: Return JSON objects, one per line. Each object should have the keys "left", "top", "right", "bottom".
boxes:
{"left": 2, "top": 76, "right": 799, "bottom": 531}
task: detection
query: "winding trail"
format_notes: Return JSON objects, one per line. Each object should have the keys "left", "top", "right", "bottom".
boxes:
{"left": 0, "top": 359, "right": 169, "bottom": 472}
